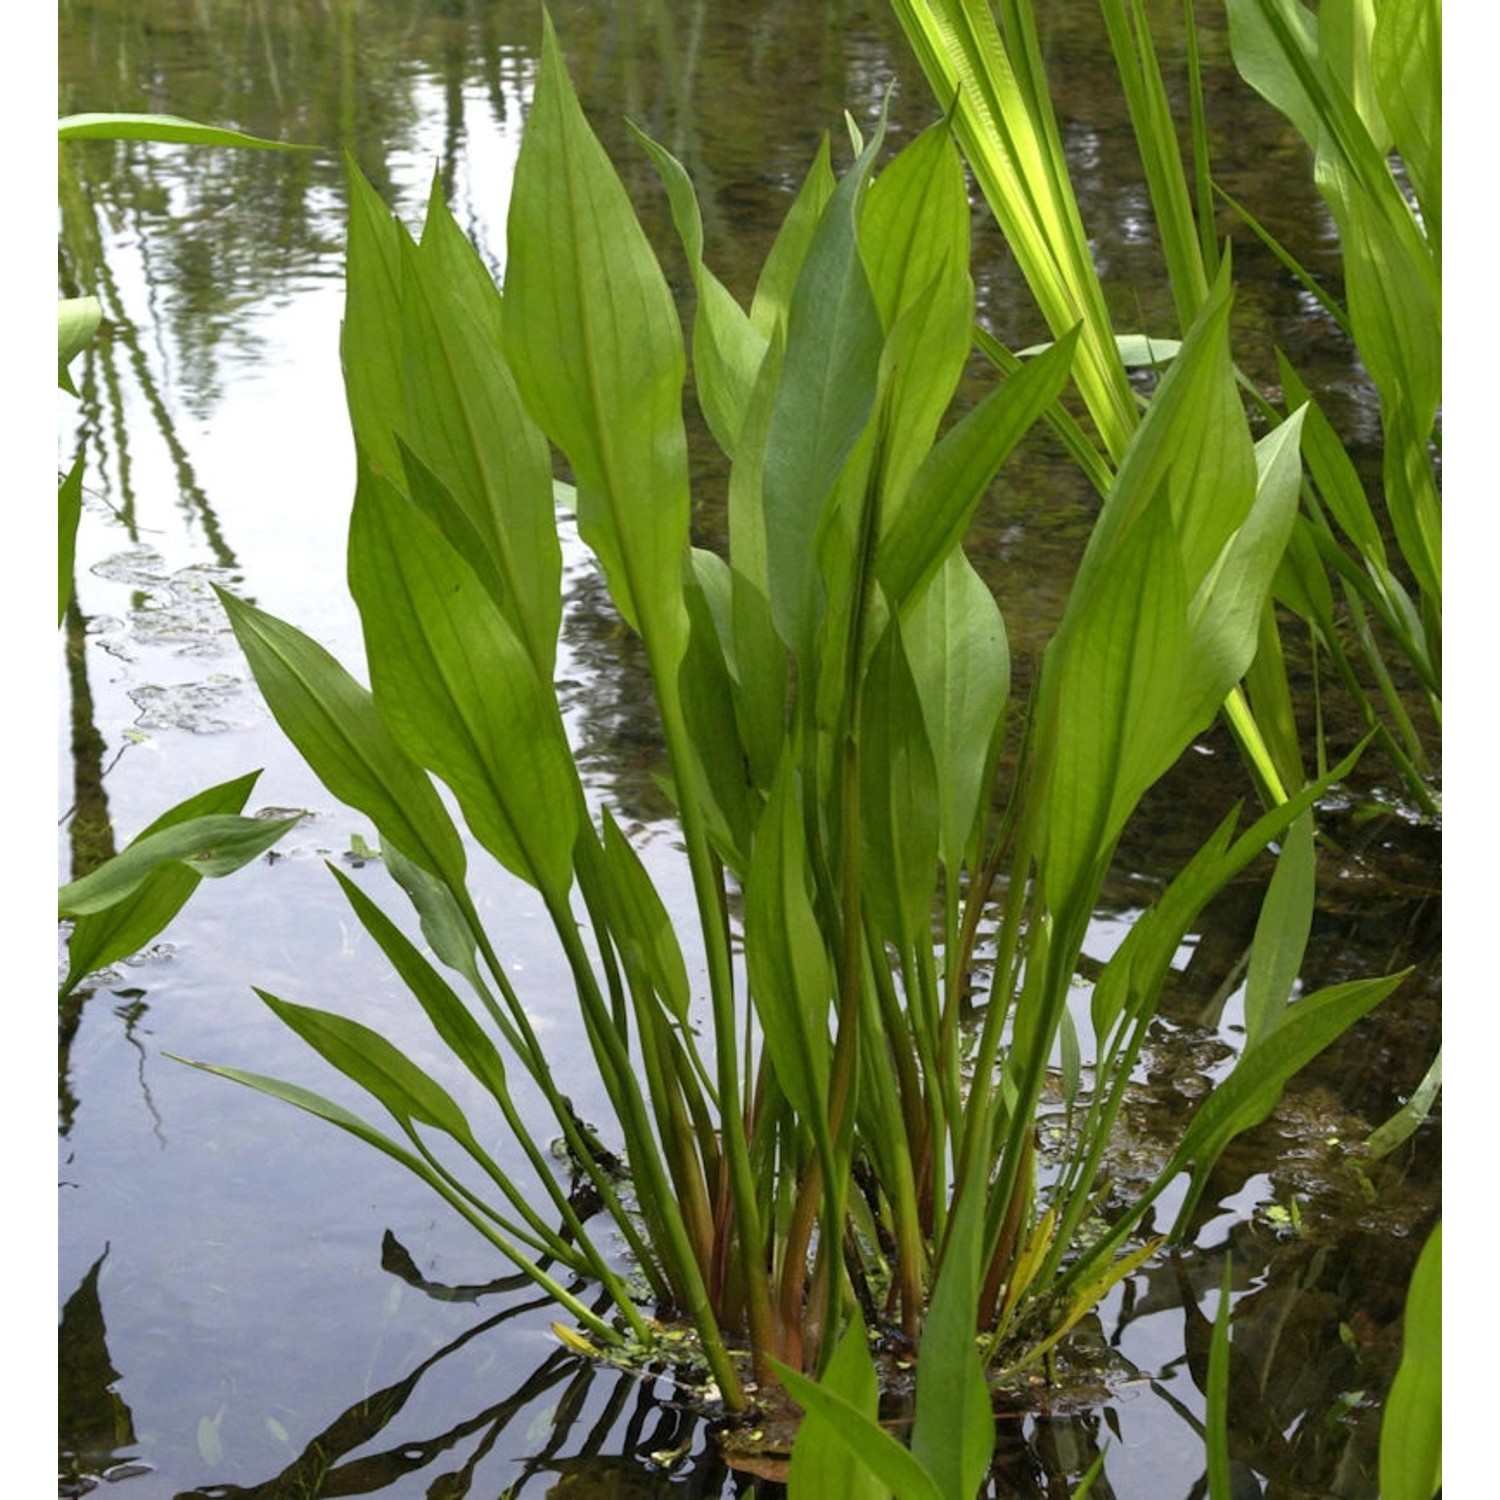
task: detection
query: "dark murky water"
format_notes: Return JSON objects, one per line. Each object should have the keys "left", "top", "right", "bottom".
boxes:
{"left": 59, "top": 3, "right": 1438, "bottom": 1496}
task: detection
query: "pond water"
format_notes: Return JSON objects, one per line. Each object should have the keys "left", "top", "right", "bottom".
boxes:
{"left": 58, "top": 3, "right": 1440, "bottom": 1497}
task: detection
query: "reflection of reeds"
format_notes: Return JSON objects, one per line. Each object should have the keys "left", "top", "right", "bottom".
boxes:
{"left": 62, "top": 588, "right": 117, "bottom": 879}
{"left": 59, "top": 161, "right": 239, "bottom": 570}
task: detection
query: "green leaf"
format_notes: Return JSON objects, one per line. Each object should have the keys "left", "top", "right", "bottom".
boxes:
{"left": 256, "top": 990, "right": 475, "bottom": 1140}
{"left": 502, "top": 14, "right": 691, "bottom": 667}
{"left": 1036, "top": 495, "right": 1192, "bottom": 914}
{"left": 1243, "top": 811, "right": 1315, "bottom": 1047}
{"left": 347, "top": 464, "right": 579, "bottom": 899}
{"left": 787, "top": 1319, "right": 890, "bottom": 1500}
{"left": 1033, "top": 266, "right": 1279, "bottom": 915}
{"left": 750, "top": 135, "right": 836, "bottom": 338}
{"left": 633, "top": 127, "right": 769, "bottom": 458}
{"left": 173, "top": 1056, "right": 434, "bottom": 1175}
{"left": 60, "top": 772, "right": 264, "bottom": 993}
{"left": 326, "top": 865, "right": 515, "bottom": 1097}
{"left": 859, "top": 625, "right": 941, "bottom": 949}
{"left": 911, "top": 1145, "right": 994, "bottom": 1500}
{"left": 860, "top": 121, "right": 975, "bottom": 503}
{"left": 887, "top": 0, "right": 1138, "bottom": 459}
{"left": 1206, "top": 1263, "right": 1234, "bottom": 1500}
{"left": 1171, "top": 972, "right": 1406, "bottom": 1230}
{"left": 398, "top": 209, "right": 562, "bottom": 674}
{"left": 727, "top": 565, "right": 790, "bottom": 802}
{"left": 600, "top": 811, "right": 693, "bottom": 1024}
{"left": 1379, "top": 1220, "right": 1441, "bottom": 1500}
{"left": 1366, "top": 1045, "right": 1442, "bottom": 1159}
{"left": 218, "top": 588, "right": 470, "bottom": 893}
{"left": 677, "top": 555, "right": 757, "bottom": 864}
{"left": 1372, "top": 0, "right": 1440, "bottom": 239}
{"left": 761, "top": 121, "right": 887, "bottom": 651}
{"left": 59, "top": 810, "right": 299, "bottom": 918}
{"left": 743, "top": 760, "right": 834, "bottom": 1129}
{"left": 382, "top": 843, "right": 487, "bottom": 995}
{"left": 773, "top": 1360, "right": 943, "bottom": 1500}
{"left": 877, "top": 330, "right": 1077, "bottom": 613}
{"left": 58, "top": 297, "right": 101, "bottom": 393}
{"left": 340, "top": 165, "right": 410, "bottom": 485}
{"left": 901, "top": 551, "right": 1010, "bottom": 873}
{"left": 58, "top": 113, "right": 312, "bottom": 150}
{"left": 1276, "top": 356, "right": 1386, "bottom": 565}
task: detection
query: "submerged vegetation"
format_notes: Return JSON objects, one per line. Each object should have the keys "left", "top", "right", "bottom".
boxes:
{"left": 59, "top": 0, "right": 1439, "bottom": 1493}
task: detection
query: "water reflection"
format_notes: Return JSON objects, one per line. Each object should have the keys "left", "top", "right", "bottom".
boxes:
{"left": 60, "top": 1248, "right": 140, "bottom": 1495}
{"left": 60, "top": 1227, "right": 747, "bottom": 1499}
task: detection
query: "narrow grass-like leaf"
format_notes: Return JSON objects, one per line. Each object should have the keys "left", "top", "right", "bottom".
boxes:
{"left": 1243, "top": 811, "right": 1314, "bottom": 1046}
{"left": 1372, "top": 0, "right": 1440, "bottom": 239}
{"left": 888, "top": 0, "right": 1138, "bottom": 459}
{"left": 58, "top": 113, "right": 311, "bottom": 149}
{"left": 1170, "top": 972, "right": 1406, "bottom": 1231}
{"left": 1206, "top": 1263, "right": 1234, "bottom": 1500}
{"left": 1098, "top": 0, "right": 1211, "bottom": 329}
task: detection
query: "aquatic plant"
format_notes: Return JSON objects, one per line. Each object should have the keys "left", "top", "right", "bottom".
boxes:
{"left": 178, "top": 14, "right": 1402, "bottom": 1425}
{"left": 891, "top": 0, "right": 1440, "bottom": 820}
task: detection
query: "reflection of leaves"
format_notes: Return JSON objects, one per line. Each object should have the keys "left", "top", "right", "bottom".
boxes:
{"left": 379, "top": 1229, "right": 535, "bottom": 1304}
{"left": 59, "top": 1246, "right": 137, "bottom": 1483}
{"left": 173, "top": 1289, "right": 598, "bottom": 1498}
